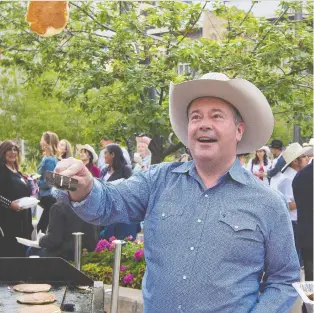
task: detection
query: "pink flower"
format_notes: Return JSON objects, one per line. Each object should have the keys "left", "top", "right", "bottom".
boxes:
{"left": 108, "top": 243, "right": 115, "bottom": 251}
{"left": 126, "top": 235, "right": 133, "bottom": 241}
{"left": 82, "top": 248, "right": 88, "bottom": 255}
{"left": 134, "top": 249, "right": 144, "bottom": 261}
{"left": 109, "top": 236, "right": 117, "bottom": 243}
{"left": 123, "top": 273, "right": 134, "bottom": 285}
{"left": 120, "top": 265, "right": 127, "bottom": 272}
{"left": 95, "top": 239, "right": 110, "bottom": 252}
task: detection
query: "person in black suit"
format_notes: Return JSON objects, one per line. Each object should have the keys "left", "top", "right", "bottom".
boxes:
{"left": 292, "top": 160, "right": 313, "bottom": 313}
{"left": 100, "top": 144, "right": 141, "bottom": 240}
{"left": 28, "top": 201, "right": 99, "bottom": 260}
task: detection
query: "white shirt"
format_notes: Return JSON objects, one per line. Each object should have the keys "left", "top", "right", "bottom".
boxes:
{"left": 277, "top": 167, "right": 297, "bottom": 221}
{"left": 246, "top": 159, "right": 272, "bottom": 184}
{"left": 269, "top": 153, "right": 284, "bottom": 190}
{"left": 98, "top": 146, "right": 131, "bottom": 170}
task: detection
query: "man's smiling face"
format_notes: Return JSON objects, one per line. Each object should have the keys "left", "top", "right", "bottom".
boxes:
{"left": 187, "top": 97, "right": 245, "bottom": 164}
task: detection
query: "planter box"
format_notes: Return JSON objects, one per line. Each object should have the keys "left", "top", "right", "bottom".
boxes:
{"left": 104, "top": 284, "right": 143, "bottom": 313}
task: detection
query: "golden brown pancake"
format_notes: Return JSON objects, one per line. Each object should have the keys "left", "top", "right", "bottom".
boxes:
{"left": 25, "top": 1, "right": 69, "bottom": 37}
{"left": 13, "top": 284, "right": 51, "bottom": 293}
{"left": 17, "top": 292, "right": 56, "bottom": 304}
{"left": 18, "top": 304, "right": 61, "bottom": 313}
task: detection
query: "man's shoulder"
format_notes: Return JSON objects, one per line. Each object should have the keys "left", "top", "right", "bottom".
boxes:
{"left": 149, "top": 161, "right": 190, "bottom": 173}
{"left": 243, "top": 169, "right": 286, "bottom": 205}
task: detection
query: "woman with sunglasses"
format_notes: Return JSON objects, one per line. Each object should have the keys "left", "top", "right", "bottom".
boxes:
{"left": 247, "top": 146, "right": 272, "bottom": 184}
{"left": 0, "top": 141, "right": 33, "bottom": 256}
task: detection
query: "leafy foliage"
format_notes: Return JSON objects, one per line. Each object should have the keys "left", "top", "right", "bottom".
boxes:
{"left": 0, "top": 1, "right": 312, "bottom": 153}
{"left": 81, "top": 237, "right": 145, "bottom": 289}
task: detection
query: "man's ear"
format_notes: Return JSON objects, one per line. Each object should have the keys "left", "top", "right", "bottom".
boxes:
{"left": 236, "top": 122, "right": 245, "bottom": 142}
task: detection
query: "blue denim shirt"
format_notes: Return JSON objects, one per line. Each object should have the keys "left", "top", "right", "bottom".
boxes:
{"left": 38, "top": 156, "right": 58, "bottom": 197}
{"left": 54, "top": 159, "right": 299, "bottom": 313}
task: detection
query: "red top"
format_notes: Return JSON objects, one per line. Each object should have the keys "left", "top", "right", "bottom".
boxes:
{"left": 86, "top": 164, "right": 100, "bottom": 178}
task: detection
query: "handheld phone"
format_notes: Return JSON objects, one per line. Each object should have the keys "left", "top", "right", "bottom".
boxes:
{"left": 45, "top": 171, "right": 78, "bottom": 191}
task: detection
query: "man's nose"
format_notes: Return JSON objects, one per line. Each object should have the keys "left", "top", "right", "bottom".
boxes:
{"left": 199, "top": 118, "right": 212, "bottom": 131}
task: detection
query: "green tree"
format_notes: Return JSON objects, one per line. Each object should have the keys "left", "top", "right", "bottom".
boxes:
{"left": 0, "top": 1, "right": 312, "bottom": 157}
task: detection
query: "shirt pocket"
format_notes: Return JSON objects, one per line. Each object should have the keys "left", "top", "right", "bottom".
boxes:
{"left": 144, "top": 206, "right": 184, "bottom": 246}
{"left": 218, "top": 211, "right": 264, "bottom": 264}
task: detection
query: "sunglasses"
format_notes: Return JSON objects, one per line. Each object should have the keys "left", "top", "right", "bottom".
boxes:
{"left": 7, "top": 147, "right": 19, "bottom": 152}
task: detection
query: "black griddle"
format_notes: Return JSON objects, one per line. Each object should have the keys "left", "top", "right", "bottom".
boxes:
{"left": 0, "top": 257, "right": 104, "bottom": 313}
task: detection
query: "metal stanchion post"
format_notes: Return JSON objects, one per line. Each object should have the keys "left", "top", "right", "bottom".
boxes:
{"left": 72, "top": 232, "right": 84, "bottom": 271}
{"left": 110, "top": 240, "right": 124, "bottom": 313}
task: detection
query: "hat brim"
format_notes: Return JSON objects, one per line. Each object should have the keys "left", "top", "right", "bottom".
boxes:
{"left": 169, "top": 78, "right": 274, "bottom": 154}
{"left": 80, "top": 145, "right": 98, "bottom": 163}
{"left": 281, "top": 146, "right": 312, "bottom": 172}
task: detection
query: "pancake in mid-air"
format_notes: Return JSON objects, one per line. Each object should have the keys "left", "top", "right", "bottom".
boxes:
{"left": 25, "top": 1, "right": 69, "bottom": 37}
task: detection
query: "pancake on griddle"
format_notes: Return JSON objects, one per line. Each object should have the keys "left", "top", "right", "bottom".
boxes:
{"left": 17, "top": 292, "right": 56, "bottom": 304}
{"left": 13, "top": 284, "right": 51, "bottom": 293}
{"left": 18, "top": 304, "right": 61, "bottom": 313}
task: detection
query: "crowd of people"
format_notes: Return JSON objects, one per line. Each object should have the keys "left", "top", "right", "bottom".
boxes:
{"left": 0, "top": 71, "right": 312, "bottom": 312}
{"left": 0, "top": 132, "right": 153, "bottom": 260}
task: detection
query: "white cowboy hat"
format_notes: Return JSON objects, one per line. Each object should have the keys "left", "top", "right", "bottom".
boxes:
{"left": 169, "top": 72, "right": 274, "bottom": 154}
{"left": 303, "top": 138, "right": 314, "bottom": 147}
{"left": 80, "top": 144, "right": 98, "bottom": 163}
{"left": 258, "top": 146, "right": 271, "bottom": 156}
{"left": 281, "top": 142, "right": 312, "bottom": 172}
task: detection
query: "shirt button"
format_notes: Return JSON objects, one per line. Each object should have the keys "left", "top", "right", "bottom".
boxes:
{"left": 161, "top": 213, "right": 165, "bottom": 217}
{"left": 190, "top": 247, "right": 194, "bottom": 251}
{"left": 205, "top": 194, "right": 208, "bottom": 198}
{"left": 197, "top": 219, "right": 202, "bottom": 223}
{"left": 234, "top": 225, "right": 239, "bottom": 229}
{"left": 183, "top": 275, "right": 187, "bottom": 280}
{"left": 178, "top": 305, "right": 182, "bottom": 309}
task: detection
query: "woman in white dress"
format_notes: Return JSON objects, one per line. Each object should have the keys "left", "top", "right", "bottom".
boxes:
{"left": 247, "top": 146, "right": 272, "bottom": 184}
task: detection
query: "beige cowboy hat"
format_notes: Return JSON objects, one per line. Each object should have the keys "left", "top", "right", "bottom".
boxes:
{"left": 259, "top": 146, "right": 271, "bottom": 157}
{"left": 169, "top": 72, "right": 274, "bottom": 154}
{"left": 303, "top": 138, "right": 314, "bottom": 147}
{"left": 281, "top": 142, "right": 312, "bottom": 172}
{"left": 80, "top": 144, "right": 98, "bottom": 163}
{"left": 303, "top": 138, "right": 314, "bottom": 156}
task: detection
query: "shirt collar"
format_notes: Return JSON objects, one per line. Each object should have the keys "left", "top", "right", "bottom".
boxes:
{"left": 172, "top": 158, "right": 248, "bottom": 185}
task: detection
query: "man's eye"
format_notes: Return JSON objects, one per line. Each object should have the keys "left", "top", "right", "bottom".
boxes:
{"left": 190, "top": 115, "right": 200, "bottom": 120}
{"left": 213, "top": 114, "right": 223, "bottom": 119}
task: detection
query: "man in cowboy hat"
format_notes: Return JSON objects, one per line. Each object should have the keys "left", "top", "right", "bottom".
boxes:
{"left": 53, "top": 73, "right": 299, "bottom": 313}
{"left": 277, "top": 143, "right": 311, "bottom": 266}
{"left": 267, "top": 139, "right": 286, "bottom": 189}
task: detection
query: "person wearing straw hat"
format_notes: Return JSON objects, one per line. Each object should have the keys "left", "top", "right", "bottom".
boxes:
{"left": 277, "top": 143, "right": 311, "bottom": 266}
{"left": 246, "top": 146, "right": 272, "bottom": 184}
{"left": 303, "top": 138, "right": 314, "bottom": 162}
{"left": 79, "top": 144, "right": 100, "bottom": 178}
{"left": 53, "top": 73, "right": 300, "bottom": 313}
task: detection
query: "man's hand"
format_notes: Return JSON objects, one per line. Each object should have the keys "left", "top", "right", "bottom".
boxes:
{"left": 54, "top": 157, "right": 93, "bottom": 202}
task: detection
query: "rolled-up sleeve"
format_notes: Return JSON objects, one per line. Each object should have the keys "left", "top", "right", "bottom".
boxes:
{"left": 55, "top": 171, "right": 151, "bottom": 226}
{"left": 250, "top": 199, "right": 300, "bottom": 313}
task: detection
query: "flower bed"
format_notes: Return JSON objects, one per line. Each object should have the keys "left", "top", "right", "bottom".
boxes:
{"left": 81, "top": 236, "right": 145, "bottom": 289}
